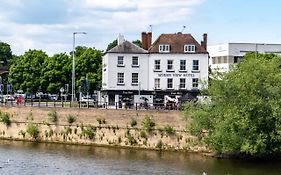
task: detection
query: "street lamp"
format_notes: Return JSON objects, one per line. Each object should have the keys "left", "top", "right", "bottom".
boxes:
{"left": 72, "top": 32, "right": 87, "bottom": 102}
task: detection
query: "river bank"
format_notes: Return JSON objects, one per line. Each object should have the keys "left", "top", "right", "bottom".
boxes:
{"left": 0, "top": 107, "right": 209, "bottom": 153}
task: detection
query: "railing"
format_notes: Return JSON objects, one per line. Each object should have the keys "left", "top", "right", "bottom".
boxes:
{"left": 0, "top": 99, "right": 181, "bottom": 111}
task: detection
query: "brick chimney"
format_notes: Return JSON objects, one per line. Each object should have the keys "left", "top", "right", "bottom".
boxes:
{"left": 141, "top": 32, "right": 148, "bottom": 50}
{"left": 201, "top": 33, "right": 207, "bottom": 50}
{"left": 147, "top": 32, "right": 152, "bottom": 49}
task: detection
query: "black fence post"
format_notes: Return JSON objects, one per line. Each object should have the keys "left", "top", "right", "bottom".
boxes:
{"left": 135, "top": 103, "right": 138, "bottom": 110}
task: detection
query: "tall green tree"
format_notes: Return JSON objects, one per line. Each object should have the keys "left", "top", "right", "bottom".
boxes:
{"left": 106, "top": 39, "right": 117, "bottom": 52}
{"left": 0, "top": 42, "right": 12, "bottom": 65}
{"left": 8, "top": 50, "right": 48, "bottom": 93}
{"left": 132, "top": 40, "right": 142, "bottom": 47}
{"left": 75, "top": 46, "right": 103, "bottom": 93}
{"left": 184, "top": 53, "right": 281, "bottom": 156}
{"left": 41, "top": 53, "right": 71, "bottom": 93}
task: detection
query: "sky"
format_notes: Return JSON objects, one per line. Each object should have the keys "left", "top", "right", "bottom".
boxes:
{"left": 0, "top": 0, "right": 281, "bottom": 56}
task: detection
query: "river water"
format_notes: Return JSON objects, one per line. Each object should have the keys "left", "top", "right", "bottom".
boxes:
{"left": 0, "top": 140, "right": 280, "bottom": 175}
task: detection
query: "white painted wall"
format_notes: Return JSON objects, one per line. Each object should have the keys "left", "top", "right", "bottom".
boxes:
{"left": 148, "top": 54, "right": 209, "bottom": 90}
{"left": 102, "top": 53, "right": 149, "bottom": 91}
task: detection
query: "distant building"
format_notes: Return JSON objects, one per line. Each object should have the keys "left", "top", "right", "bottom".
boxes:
{"left": 102, "top": 32, "right": 209, "bottom": 107}
{"left": 208, "top": 43, "right": 281, "bottom": 72}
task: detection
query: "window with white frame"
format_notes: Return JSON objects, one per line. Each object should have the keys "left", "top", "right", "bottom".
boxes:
{"left": 192, "top": 78, "right": 199, "bottom": 88}
{"left": 154, "top": 60, "right": 161, "bottom": 71}
{"left": 117, "top": 73, "right": 124, "bottom": 85}
{"left": 167, "top": 60, "right": 174, "bottom": 71}
{"left": 184, "top": 45, "right": 196, "bottom": 53}
{"left": 192, "top": 60, "right": 199, "bottom": 71}
{"left": 167, "top": 78, "right": 173, "bottom": 89}
{"left": 180, "top": 60, "right": 186, "bottom": 71}
{"left": 179, "top": 78, "right": 186, "bottom": 89}
{"left": 154, "top": 78, "right": 160, "bottom": 89}
{"left": 132, "top": 56, "right": 139, "bottom": 67}
{"left": 131, "top": 73, "right": 138, "bottom": 85}
{"left": 117, "top": 56, "right": 124, "bottom": 66}
{"left": 159, "top": 44, "right": 170, "bottom": 53}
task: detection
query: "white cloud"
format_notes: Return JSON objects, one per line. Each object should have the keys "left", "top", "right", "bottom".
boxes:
{"left": 0, "top": 0, "right": 206, "bottom": 55}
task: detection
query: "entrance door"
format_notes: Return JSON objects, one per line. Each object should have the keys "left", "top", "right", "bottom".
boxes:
{"left": 108, "top": 95, "right": 115, "bottom": 106}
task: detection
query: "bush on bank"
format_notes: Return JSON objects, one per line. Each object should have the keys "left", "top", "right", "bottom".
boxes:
{"left": 184, "top": 53, "right": 281, "bottom": 157}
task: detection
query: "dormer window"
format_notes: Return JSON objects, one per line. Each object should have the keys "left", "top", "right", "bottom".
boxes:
{"left": 184, "top": 45, "right": 196, "bottom": 53}
{"left": 159, "top": 44, "right": 170, "bottom": 53}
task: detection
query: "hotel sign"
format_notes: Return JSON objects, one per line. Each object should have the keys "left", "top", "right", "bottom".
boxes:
{"left": 157, "top": 73, "right": 195, "bottom": 77}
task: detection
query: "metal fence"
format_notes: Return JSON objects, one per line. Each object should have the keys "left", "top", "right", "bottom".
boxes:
{"left": 0, "top": 99, "right": 181, "bottom": 111}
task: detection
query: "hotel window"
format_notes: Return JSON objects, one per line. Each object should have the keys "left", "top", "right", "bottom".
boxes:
{"left": 179, "top": 78, "right": 186, "bottom": 89}
{"left": 192, "top": 60, "right": 199, "bottom": 71}
{"left": 117, "top": 73, "right": 124, "bottom": 85}
{"left": 167, "top": 78, "right": 173, "bottom": 89}
{"left": 184, "top": 45, "right": 196, "bottom": 53}
{"left": 192, "top": 78, "right": 199, "bottom": 88}
{"left": 159, "top": 44, "right": 170, "bottom": 53}
{"left": 132, "top": 56, "right": 139, "bottom": 67}
{"left": 167, "top": 60, "right": 174, "bottom": 71}
{"left": 117, "top": 56, "right": 124, "bottom": 67}
{"left": 131, "top": 73, "right": 138, "bottom": 85}
{"left": 154, "top": 78, "right": 160, "bottom": 89}
{"left": 154, "top": 60, "right": 161, "bottom": 71}
{"left": 180, "top": 60, "right": 186, "bottom": 71}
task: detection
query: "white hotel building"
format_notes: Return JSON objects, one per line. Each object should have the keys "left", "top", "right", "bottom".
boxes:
{"left": 102, "top": 32, "right": 209, "bottom": 106}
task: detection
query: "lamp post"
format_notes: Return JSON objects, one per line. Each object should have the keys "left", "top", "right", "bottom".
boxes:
{"left": 72, "top": 32, "right": 87, "bottom": 102}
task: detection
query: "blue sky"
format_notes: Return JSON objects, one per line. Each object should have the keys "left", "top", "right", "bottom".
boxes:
{"left": 0, "top": 0, "right": 280, "bottom": 55}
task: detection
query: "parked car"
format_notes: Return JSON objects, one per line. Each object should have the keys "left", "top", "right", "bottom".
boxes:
{"left": 49, "top": 94, "right": 58, "bottom": 101}
{"left": 80, "top": 96, "right": 96, "bottom": 105}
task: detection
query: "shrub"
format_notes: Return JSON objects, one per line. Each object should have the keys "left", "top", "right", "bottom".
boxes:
{"left": 48, "top": 110, "right": 58, "bottom": 123}
{"left": 140, "top": 130, "right": 147, "bottom": 139}
{"left": 82, "top": 125, "right": 96, "bottom": 139}
{"left": 163, "top": 124, "right": 175, "bottom": 135}
{"left": 96, "top": 117, "right": 106, "bottom": 125}
{"left": 67, "top": 115, "right": 76, "bottom": 125}
{"left": 26, "top": 123, "right": 39, "bottom": 139}
{"left": 0, "top": 112, "right": 11, "bottom": 126}
{"left": 156, "top": 140, "right": 163, "bottom": 150}
{"left": 126, "top": 133, "right": 137, "bottom": 145}
{"left": 141, "top": 116, "right": 155, "bottom": 132}
{"left": 130, "top": 118, "right": 137, "bottom": 127}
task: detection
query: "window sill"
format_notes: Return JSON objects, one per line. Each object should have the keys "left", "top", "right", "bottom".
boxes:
{"left": 166, "top": 69, "right": 175, "bottom": 72}
{"left": 131, "top": 83, "right": 139, "bottom": 86}
{"left": 153, "top": 69, "right": 162, "bottom": 72}
{"left": 117, "top": 83, "right": 125, "bottom": 86}
{"left": 178, "top": 70, "right": 187, "bottom": 73}
{"left": 167, "top": 88, "right": 174, "bottom": 90}
{"left": 117, "top": 64, "right": 125, "bottom": 67}
{"left": 131, "top": 65, "right": 140, "bottom": 68}
{"left": 192, "top": 70, "right": 200, "bottom": 73}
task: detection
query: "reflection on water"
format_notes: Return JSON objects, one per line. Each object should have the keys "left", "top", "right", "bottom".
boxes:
{"left": 0, "top": 140, "right": 280, "bottom": 175}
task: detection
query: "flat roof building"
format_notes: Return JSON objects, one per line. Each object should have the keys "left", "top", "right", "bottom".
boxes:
{"left": 208, "top": 43, "right": 281, "bottom": 72}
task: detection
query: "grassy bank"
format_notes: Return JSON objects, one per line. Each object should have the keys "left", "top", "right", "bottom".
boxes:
{"left": 0, "top": 107, "right": 209, "bottom": 153}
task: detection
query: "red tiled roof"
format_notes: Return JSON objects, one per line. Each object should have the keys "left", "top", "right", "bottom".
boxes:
{"left": 149, "top": 33, "right": 207, "bottom": 54}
